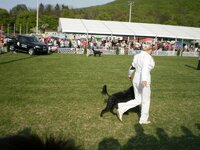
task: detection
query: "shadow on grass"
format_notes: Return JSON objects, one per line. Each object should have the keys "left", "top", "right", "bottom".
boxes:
{"left": 185, "top": 64, "right": 197, "bottom": 70}
{"left": 0, "top": 127, "right": 81, "bottom": 150}
{"left": 98, "top": 123, "right": 200, "bottom": 150}
{"left": 98, "top": 137, "right": 121, "bottom": 150}
{"left": 0, "top": 55, "right": 36, "bottom": 65}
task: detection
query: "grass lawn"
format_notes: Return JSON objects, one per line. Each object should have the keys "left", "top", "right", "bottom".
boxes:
{"left": 0, "top": 52, "right": 199, "bottom": 150}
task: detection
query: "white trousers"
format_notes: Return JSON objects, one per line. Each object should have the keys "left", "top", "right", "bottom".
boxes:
{"left": 118, "top": 83, "right": 151, "bottom": 122}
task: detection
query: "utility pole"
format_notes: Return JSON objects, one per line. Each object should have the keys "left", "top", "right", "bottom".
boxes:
{"left": 36, "top": 0, "right": 39, "bottom": 34}
{"left": 128, "top": 1, "right": 134, "bottom": 42}
{"left": 26, "top": 22, "right": 28, "bottom": 34}
{"left": 20, "top": 24, "right": 21, "bottom": 35}
{"left": 128, "top": 1, "right": 134, "bottom": 23}
{"left": 14, "top": 24, "right": 16, "bottom": 36}
{"left": 0, "top": 25, "right": 2, "bottom": 48}
{"left": 7, "top": 24, "right": 9, "bottom": 36}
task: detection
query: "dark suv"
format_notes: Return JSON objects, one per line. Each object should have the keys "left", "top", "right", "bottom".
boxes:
{"left": 7, "top": 35, "right": 49, "bottom": 55}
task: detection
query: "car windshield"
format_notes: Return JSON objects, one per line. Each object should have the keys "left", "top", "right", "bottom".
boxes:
{"left": 26, "top": 36, "right": 40, "bottom": 42}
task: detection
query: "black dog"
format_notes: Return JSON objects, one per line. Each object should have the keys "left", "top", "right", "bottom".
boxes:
{"left": 92, "top": 47, "right": 102, "bottom": 56}
{"left": 100, "top": 85, "right": 140, "bottom": 117}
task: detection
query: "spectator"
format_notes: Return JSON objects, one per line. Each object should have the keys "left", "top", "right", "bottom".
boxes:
{"left": 197, "top": 47, "right": 200, "bottom": 70}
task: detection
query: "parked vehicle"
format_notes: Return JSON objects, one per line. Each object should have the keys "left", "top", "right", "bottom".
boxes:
{"left": 7, "top": 35, "right": 49, "bottom": 55}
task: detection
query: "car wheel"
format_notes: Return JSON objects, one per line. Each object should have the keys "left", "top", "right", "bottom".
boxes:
{"left": 28, "top": 48, "right": 35, "bottom": 55}
{"left": 9, "top": 45, "right": 15, "bottom": 51}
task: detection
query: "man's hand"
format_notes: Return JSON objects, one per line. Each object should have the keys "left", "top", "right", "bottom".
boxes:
{"left": 128, "top": 76, "right": 132, "bottom": 80}
{"left": 142, "top": 81, "right": 147, "bottom": 87}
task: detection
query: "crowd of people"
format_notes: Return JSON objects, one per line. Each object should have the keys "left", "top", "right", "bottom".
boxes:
{"left": 1, "top": 33, "right": 200, "bottom": 54}
{"left": 35, "top": 35, "right": 200, "bottom": 54}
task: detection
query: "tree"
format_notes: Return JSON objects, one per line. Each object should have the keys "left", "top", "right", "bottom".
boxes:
{"left": 10, "top": 4, "right": 28, "bottom": 17}
{"left": 10, "top": 4, "right": 29, "bottom": 25}
{"left": 54, "top": 4, "right": 61, "bottom": 17}
{"left": 40, "top": 15, "right": 58, "bottom": 31}
{"left": 61, "top": 5, "right": 69, "bottom": 10}
{"left": 83, "top": 9, "right": 98, "bottom": 19}
{"left": 96, "top": 12, "right": 112, "bottom": 20}
{"left": 39, "top": 3, "right": 45, "bottom": 15}
{"left": 60, "top": 8, "right": 76, "bottom": 18}
{"left": 40, "top": 23, "right": 49, "bottom": 33}
{"left": 15, "top": 11, "right": 36, "bottom": 34}
{"left": 44, "top": 4, "right": 52, "bottom": 15}
{"left": 0, "top": 8, "right": 9, "bottom": 26}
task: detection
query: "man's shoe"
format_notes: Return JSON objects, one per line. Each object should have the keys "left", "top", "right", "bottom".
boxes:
{"left": 116, "top": 109, "right": 123, "bottom": 121}
{"left": 139, "top": 120, "right": 151, "bottom": 124}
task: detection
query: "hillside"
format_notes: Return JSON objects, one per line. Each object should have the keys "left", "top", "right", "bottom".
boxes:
{"left": 0, "top": 0, "right": 199, "bottom": 34}
{"left": 80, "top": 0, "right": 200, "bottom": 27}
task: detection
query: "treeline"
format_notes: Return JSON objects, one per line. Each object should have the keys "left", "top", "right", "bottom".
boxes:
{"left": 0, "top": 3, "right": 81, "bottom": 34}
{"left": 87, "top": 0, "right": 200, "bottom": 27}
{"left": 0, "top": 0, "right": 200, "bottom": 35}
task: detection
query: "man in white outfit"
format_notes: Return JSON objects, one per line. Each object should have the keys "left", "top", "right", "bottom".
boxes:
{"left": 117, "top": 44, "right": 155, "bottom": 124}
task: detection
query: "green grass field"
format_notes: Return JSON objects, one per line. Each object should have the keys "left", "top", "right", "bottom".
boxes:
{"left": 0, "top": 53, "right": 199, "bottom": 150}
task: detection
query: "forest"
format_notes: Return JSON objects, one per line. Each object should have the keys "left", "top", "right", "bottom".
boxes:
{"left": 0, "top": 0, "right": 200, "bottom": 34}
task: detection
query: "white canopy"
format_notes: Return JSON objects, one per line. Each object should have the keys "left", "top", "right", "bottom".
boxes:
{"left": 58, "top": 18, "right": 200, "bottom": 40}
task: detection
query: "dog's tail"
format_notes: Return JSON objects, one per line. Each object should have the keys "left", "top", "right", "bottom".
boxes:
{"left": 101, "top": 85, "right": 110, "bottom": 97}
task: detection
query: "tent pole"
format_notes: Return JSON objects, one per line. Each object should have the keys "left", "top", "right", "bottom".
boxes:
{"left": 174, "top": 38, "right": 177, "bottom": 56}
{"left": 155, "top": 36, "right": 158, "bottom": 56}
{"left": 134, "top": 35, "right": 136, "bottom": 50}
{"left": 181, "top": 39, "right": 184, "bottom": 56}
{"left": 87, "top": 33, "right": 89, "bottom": 49}
{"left": 155, "top": 36, "right": 157, "bottom": 50}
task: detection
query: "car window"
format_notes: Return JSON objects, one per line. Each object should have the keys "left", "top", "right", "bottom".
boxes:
{"left": 19, "top": 37, "right": 28, "bottom": 43}
{"left": 26, "top": 36, "right": 40, "bottom": 42}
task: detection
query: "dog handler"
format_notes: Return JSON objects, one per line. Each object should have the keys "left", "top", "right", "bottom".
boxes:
{"left": 117, "top": 44, "right": 155, "bottom": 124}
{"left": 197, "top": 47, "right": 200, "bottom": 70}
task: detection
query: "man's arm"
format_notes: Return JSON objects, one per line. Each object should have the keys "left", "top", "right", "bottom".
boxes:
{"left": 128, "top": 65, "right": 135, "bottom": 80}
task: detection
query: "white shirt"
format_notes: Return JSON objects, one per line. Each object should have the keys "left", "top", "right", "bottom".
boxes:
{"left": 131, "top": 51, "right": 155, "bottom": 84}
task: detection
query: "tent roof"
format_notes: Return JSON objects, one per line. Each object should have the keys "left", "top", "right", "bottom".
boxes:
{"left": 81, "top": 19, "right": 111, "bottom": 35}
{"left": 59, "top": 18, "right": 87, "bottom": 34}
{"left": 58, "top": 18, "right": 200, "bottom": 40}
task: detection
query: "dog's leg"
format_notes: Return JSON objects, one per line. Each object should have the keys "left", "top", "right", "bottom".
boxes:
{"left": 110, "top": 104, "right": 117, "bottom": 115}
{"left": 100, "top": 106, "right": 110, "bottom": 117}
{"left": 110, "top": 108, "right": 117, "bottom": 115}
{"left": 100, "top": 106, "right": 111, "bottom": 117}
{"left": 100, "top": 100, "right": 112, "bottom": 117}
{"left": 100, "top": 109, "right": 107, "bottom": 117}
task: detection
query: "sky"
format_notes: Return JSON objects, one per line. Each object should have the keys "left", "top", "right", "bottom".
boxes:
{"left": 0, "top": 0, "right": 115, "bottom": 11}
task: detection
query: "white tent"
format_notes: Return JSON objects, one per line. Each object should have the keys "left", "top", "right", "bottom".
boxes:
{"left": 81, "top": 19, "right": 111, "bottom": 35}
{"left": 58, "top": 18, "right": 200, "bottom": 40}
{"left": 58, "top": 18, "right": 87, "bottom": 34}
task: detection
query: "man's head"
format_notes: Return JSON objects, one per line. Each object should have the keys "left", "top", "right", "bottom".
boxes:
{"left": 143, "top": 44, "right": 153, "bottom": 54}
